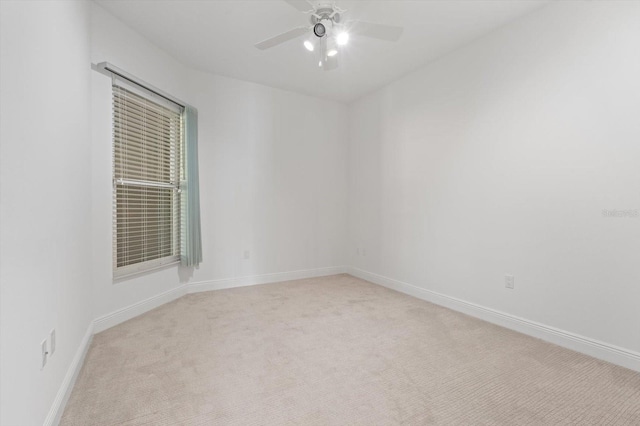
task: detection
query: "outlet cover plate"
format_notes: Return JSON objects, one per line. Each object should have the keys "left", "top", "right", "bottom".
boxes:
{"left": 505, "top": 274, "right": 515, "bottom": 289}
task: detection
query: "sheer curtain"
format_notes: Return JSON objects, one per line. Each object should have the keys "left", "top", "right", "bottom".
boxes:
{"left": 181, "top": 105, "right": 203, "bottom": 266}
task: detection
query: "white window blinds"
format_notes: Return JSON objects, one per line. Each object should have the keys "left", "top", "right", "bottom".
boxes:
{"left": 112, "top": 84, "right": 183, "bottom": 276}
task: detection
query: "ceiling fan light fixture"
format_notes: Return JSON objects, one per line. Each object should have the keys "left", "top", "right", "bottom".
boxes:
{"left": 254, "top": 1, "right": 405, "bottom": 72}
{"left": 325, "top": 37, "right": 338, "bottom": 58}
{"left": 313, "top": 22, "right": 326, "bottom": 38}
{"left": 336, "top": 31, "right": 349, "bottom": 45}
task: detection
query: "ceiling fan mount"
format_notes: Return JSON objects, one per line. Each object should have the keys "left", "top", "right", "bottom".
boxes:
{"left": 309, "top": 5, "right": 343, "bottom": 25}
{"left": 254, "top": 1, "right": 404, "bottom": 71}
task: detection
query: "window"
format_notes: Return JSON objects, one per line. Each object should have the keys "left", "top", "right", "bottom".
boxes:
{"left": 112, "top": 84, "right": 184, "bottom": 277}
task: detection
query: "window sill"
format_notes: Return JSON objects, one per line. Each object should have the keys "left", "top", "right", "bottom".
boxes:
{"left": 113, "top": 256, "right": 180, "bottom": 282}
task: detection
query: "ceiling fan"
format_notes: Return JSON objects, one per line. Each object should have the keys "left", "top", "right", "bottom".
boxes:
{"left": 254, "top": 0, "right": 404, "bottom": 71}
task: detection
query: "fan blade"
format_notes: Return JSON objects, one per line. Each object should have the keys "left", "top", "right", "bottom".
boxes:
{"left": 349, "top": 20, "right": 403, "bottom": 42}
{"left": 255, "top": 27, "right": 309, "bottom": 50}
{"left": 323, "top": 55, "right": 338, "bottom": 71}
{"left": 283, "top": 0, "right": 313, "bottom": 13}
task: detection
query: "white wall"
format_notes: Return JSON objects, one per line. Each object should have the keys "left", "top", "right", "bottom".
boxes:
{"left": 349, "top": 1, "right": 640, "bottom": 354}
{"left": 0, "top": 1, "right": 93, "bottom": 425}
{"left": 90, "top": 3, "right": 348, "bottom": 321}
{"left": 90, "top": 3, "right": 195, "bottom": 321}
{"left": 186, "top": 69, "right": 348, "bottom": 285}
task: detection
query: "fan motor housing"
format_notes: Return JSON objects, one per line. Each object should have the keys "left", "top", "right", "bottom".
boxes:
{"left": 310, "top": 6, "right": 340, "bottom": 25}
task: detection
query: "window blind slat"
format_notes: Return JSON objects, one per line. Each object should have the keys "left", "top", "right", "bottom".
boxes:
{"left": 114, "top": 121, "right": 179, "bottom": 143}
{"left": 113, "top": 98, "right": 177, "bottom": 122}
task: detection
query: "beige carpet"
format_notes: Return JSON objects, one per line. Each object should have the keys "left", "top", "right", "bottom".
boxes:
{"left": 61, "top": 274, "right": 640, "bottom": 425}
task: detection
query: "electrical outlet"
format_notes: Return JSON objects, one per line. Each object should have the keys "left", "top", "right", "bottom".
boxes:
{"left": 505, "top": 274, "right": 515, "bottom": 289}
{"left": 41, "top": 339, "right": 48, "bottom": 369}
{"left": 243, "top": 250, "right": 250, "bottom": 260}
{"left": 50, "top": 329, "right": 56, "bottom": 356}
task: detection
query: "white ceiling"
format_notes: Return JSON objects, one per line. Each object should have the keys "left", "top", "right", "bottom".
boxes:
{"left": 96, "top": 0, "right": 549, "bottom": 103}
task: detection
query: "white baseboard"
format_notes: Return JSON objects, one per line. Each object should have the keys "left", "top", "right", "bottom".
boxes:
{"left": 348, "top": 267, "right": 640, "bottom": 373}
{"left": 93, "top": 285, "right": 187, "bottom": 333}
{"left": 187, "top": 266, "right": 348, "bottom": 294}
{"left": 43, "top": 322, "right": 94, "bottom": 426}
{"left": 93, "top": 266, "right": 347, "bottom": 333}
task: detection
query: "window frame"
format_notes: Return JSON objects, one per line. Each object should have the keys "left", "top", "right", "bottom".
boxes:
{"left": 111, "top": 78, "right": 185, "bottom": 279}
